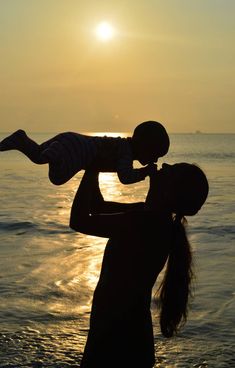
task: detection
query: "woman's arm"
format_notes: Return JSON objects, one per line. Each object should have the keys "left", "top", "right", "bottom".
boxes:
{"left": 97, "top": 200, "right": 144, "bottom": 214}
{"left": 69, "top": 170, "right": 143, "bottom": 237}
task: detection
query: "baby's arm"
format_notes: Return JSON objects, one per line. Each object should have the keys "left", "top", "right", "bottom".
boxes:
{"left": 117, "top": 159, "right": 157, "bottom": 185}
{"left": 116, "top": 140, "right": 157, "bottom": 184}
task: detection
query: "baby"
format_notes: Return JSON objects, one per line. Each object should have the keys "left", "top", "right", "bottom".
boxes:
{"left": 0, "top": 121, "right": 169, "bottom": 185}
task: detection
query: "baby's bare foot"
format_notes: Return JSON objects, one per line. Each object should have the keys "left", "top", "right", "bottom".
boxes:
{"left": 0, "top": 129, "right": 27, "bottom": 151}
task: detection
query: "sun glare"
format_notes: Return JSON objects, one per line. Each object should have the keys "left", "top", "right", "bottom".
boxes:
{"left": 95, "top": 22, "right": 115, "bottom": 42}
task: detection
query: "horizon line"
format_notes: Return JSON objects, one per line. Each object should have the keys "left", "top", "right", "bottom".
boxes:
{"left": 0, "top": 131, "right": 235, "bottom": 135}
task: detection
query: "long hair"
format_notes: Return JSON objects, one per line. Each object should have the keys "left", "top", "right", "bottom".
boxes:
{"left": 158, "top": 214, "right": 194, "bottom": 338}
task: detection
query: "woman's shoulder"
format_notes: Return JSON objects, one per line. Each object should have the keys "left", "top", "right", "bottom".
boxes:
{"left": 125, "top": 207, "right": 172, "bottom": 230}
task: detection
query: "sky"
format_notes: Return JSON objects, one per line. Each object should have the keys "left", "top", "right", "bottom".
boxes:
{"left": 0, "top": 0, "right": 234, "bottom": 133}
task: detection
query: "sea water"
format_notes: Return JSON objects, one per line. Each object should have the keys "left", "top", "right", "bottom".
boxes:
{"left": 0, "top": 132, "right": 234, "bottom": 368}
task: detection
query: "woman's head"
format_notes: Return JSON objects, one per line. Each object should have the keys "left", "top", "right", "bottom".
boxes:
{"left": 153, "top": 163, "right": 209, "bottom": 337}
{"left": 147, "top": 162, "right": 209, "bottom": 216}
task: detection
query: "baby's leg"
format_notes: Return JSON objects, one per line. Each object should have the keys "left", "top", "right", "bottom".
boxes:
{"left": 0, "top": 130, "right": 27, "bottom": 151}
{"left": 0, "top": 129, "right": 47, "bottom": 164}
{"left": 43, "top": 141, "right": 72, "bottom": 185}
{"left": 40, "top": 141, "right": 63, "bottom": 164}
{"left": 41, "top": 134, "right": 83, "bottom": 185}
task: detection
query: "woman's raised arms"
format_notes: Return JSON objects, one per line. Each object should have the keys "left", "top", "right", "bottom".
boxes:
{"left": 69, "top": 170, "right": 144, "bottom": 238}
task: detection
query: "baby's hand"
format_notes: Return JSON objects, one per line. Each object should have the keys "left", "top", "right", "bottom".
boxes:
{"left": 145, "top": 163, "right": 158, "bottom": 177}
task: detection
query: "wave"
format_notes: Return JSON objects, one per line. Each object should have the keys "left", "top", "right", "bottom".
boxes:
{"left": 0, "top": 220, "right": 71, "bottom": 235}
{"left": 168, "top": 151, "right": 235, "bottom": 161}
{"left": 193, "top": 224, "right": 235, "bottom": 235}
{"left": 0, "top": 221, "right": 38, "bottom": 232}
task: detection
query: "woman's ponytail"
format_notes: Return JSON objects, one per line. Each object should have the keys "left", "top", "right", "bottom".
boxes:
{"left": 158, "top": 214, "right": 194, "bottom": 337}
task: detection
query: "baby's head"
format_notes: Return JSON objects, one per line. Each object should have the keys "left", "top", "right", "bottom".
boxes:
{"left": 132, "top": 121, "right": 170, "bottom": 165}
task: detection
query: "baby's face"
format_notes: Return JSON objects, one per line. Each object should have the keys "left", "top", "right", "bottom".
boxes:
{"left": 137, "top": 149, "right": 160, "bottom": 165}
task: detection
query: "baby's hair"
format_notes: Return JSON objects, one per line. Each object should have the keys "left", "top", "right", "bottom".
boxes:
{"left": 133, "top": 121, "right": 170, "bottom": 157}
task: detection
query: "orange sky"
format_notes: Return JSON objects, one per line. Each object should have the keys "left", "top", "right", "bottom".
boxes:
{"left": 0, "top": 1, "right": 234, "bottom": 133}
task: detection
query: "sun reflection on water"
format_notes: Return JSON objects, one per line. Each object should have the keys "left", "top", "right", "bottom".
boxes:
{"left": 85, "top": 131, "right": 129, "bottom": 138}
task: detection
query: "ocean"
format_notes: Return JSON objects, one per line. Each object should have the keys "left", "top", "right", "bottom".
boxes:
{"left": 0, "top": 132, "right": 234, "bottom": 368}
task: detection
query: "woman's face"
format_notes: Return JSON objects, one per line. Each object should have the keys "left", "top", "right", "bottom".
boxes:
{"left": 157, "top": 163, "right": 179, "bottom": 191}
{"left": 148, "top": 163, "right": 209, "bottom": 215}
{"left": 146, "top": 163, "right": 178, "bottom": 210}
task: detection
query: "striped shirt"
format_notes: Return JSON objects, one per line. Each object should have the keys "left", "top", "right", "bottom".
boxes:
{"left": 47, "top": 132, "right": 146, "bottom": 184}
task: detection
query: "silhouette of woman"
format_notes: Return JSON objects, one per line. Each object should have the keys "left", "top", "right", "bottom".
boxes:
{"left": 70, "top": 163, "right": 209, "bottom": 368}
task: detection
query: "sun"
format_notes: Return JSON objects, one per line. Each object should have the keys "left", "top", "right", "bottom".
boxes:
{"left": 95, "top": 22, "right": 115, "bottom": 42}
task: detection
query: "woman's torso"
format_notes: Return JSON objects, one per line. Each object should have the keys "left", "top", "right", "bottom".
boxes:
{"left": 95, "top": 210, "right": 172, "bottom": 306}
{"left": 81, "top": 210, "right": 173, "bottom": 367}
